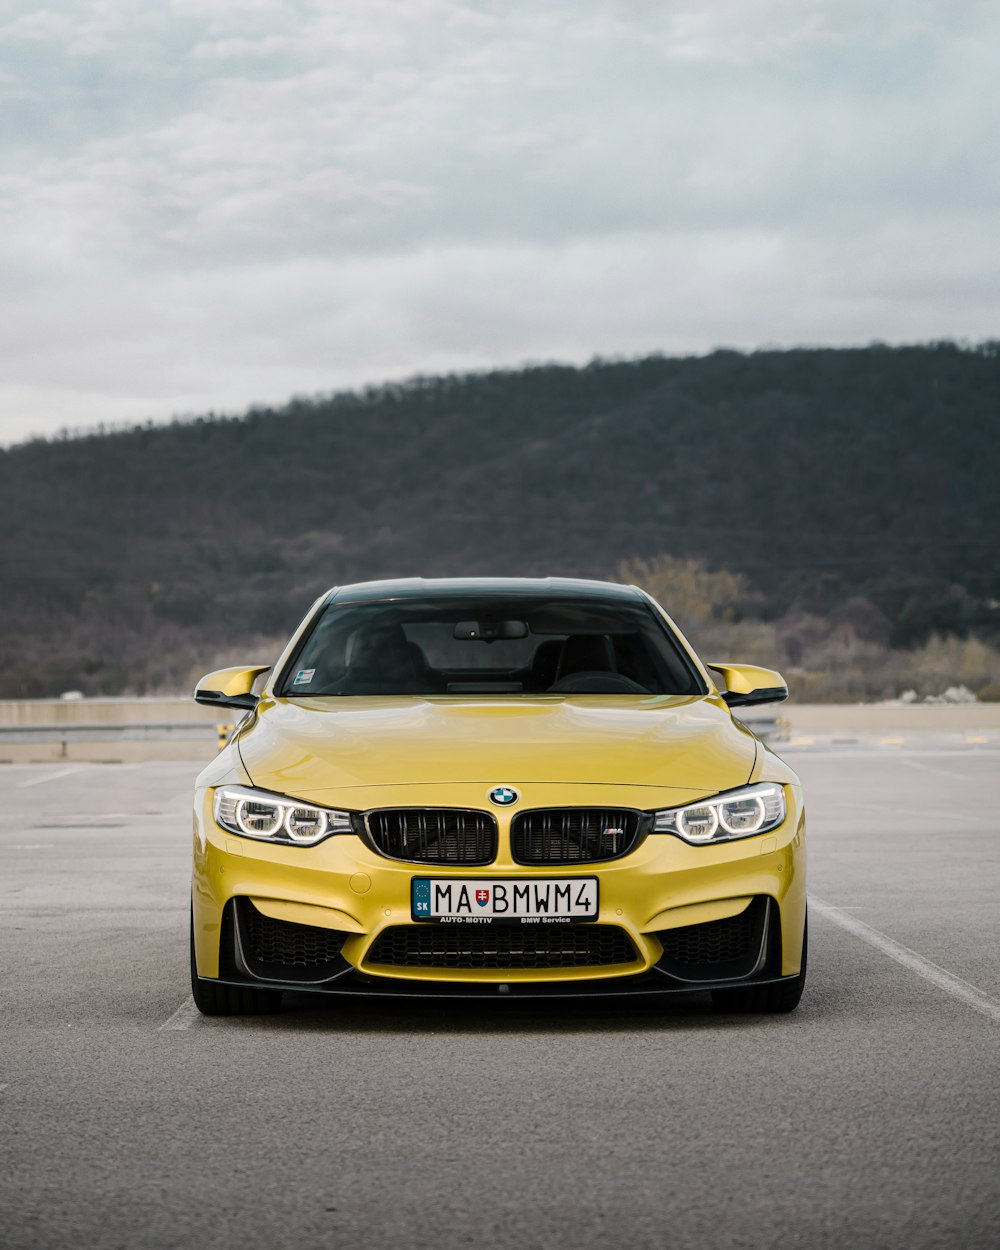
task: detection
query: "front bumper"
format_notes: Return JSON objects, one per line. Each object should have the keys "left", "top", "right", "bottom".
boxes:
{"left": 192, "top": 781, "right": 806, "bottom": 996}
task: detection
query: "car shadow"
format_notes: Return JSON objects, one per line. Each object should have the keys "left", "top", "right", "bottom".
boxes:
{"left": 199, "top": 988, "right": 816, "bottom": 1034}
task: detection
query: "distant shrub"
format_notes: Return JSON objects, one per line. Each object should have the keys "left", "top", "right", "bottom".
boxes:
{"left": 626, "top": 555, "right": 1000, "bottom": 703}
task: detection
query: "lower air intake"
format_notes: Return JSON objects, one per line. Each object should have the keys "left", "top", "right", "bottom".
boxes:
{"left": 654, "top": 897, "right": 769, "bottom": 982}
{"left": 367, "top": 924, "right": 638, "bottom": 970}
{"left": 233, "top": 898, "right": 349, "bottom": 983}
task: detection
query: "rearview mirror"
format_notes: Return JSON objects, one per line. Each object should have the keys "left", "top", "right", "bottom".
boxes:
{"left": 707, "top": 662, "right": 788, "bottom": 709}
{"left": 194, "top": 664, "right": 272, "bottom": 711}
{"left": 453, "top": 620, "right": 529, "bottom": 641}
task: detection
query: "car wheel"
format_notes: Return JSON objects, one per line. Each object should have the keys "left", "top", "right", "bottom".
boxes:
{"left": 190, "top": 909, "right": 283, "bottom": 1016}
{"left": 710, "top": 912, "right": 807, "bottom": 1014}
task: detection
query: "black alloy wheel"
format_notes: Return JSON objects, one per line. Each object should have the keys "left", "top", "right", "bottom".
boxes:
{"left": 710, "top": 911, "right": 807, "bottom": 1014}
{"left": 190, "top": 907, "right": 283, "bottom": 1016}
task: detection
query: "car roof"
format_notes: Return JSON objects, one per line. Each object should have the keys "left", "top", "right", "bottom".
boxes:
{"left": 327, "top": 577, "right": 645, "bottom": 605}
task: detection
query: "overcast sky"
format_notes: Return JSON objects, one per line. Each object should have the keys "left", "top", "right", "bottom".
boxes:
{"left": 1, "top": 0, "right": 997, "bottom": 443}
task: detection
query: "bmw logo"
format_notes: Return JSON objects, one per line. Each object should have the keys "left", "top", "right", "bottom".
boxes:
{"left": 488, "top": 785, "right": 519, "bottom": 807}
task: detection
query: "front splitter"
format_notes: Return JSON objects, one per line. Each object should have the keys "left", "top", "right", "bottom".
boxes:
{"left": 196, "top": 968, "right": 797, "bottom": 1001}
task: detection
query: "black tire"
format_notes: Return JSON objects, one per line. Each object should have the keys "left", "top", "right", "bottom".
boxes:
{"left": 711, "top": 911, "right": 807, "bottom": 1014}
{"left": 190, "top": 910, "right": 283, "bottom": 1016}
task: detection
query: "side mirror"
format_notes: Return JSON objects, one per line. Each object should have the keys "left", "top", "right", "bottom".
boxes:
{"left": 194, "top": 664, "right": 272, "bottom": 711}
{"left": 707, "top": 662, "right": 788, "bottom": 709}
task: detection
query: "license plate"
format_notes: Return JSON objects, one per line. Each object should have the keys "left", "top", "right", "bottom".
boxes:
{"left": 411, "top": 877, "right": 598, "bottom": 923}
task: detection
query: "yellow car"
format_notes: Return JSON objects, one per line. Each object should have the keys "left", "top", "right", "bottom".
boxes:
{"left": 190, "top": 578, "right": 806, "bottom": 1014}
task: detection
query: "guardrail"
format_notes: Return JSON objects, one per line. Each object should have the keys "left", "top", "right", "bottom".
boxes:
{"left": 0, "top": 720, "right": 236, "bottom": 761}
{"left": 1, "top": 715, "right": 785, "bottom": 744}
{"left": 737, "top": 714, "right": 787, "bottom": 742}
{"left": 0, "top": 722, "right": 216, "bottom": 741}
{"left": 2, "top": 700, "right": 995, "bottom": 764}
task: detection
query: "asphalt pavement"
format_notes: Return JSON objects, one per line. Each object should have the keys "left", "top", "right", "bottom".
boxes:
{"left": 2, "top": 745, "right": 999, "bottom": 1249}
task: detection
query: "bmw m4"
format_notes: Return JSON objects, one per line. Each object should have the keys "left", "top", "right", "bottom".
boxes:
{"left": 190, "top": 578, "right": 806, "bottom": 1014}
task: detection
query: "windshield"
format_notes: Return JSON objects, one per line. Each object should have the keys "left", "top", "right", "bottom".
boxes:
{"left": 278, "top": 594, "right": 704, "bottom": 697}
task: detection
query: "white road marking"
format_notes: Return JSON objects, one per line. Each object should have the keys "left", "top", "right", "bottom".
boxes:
{"left": 16, "top": 766, "right": 88, "bottom": 789}
{"left": 898, "top": 756, "right": 967, "bottom": 781}
{"left": 821, "top": 801, "right": 995, "bottom": 826}
{"left": 811, "top": 895, "right": 1000, "bottom": 1024}
{"left": 159, "top": 996, "right": 202, "bottom": 1032}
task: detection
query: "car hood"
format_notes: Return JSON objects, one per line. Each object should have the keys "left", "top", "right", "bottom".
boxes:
{"left": 237, "top": 694, "right": 758, "bottom": 801}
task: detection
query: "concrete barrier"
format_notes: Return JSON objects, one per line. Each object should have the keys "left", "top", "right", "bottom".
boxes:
{"left": 0, "top": 698, "right": 231, "bottom": 763}
{"left": 0, "top": 697, "right": 221, "bottom": 727}
{"left": 780, "top": 703, "right": 1000, "bottom": 733}
{"left": 0, "top": 697, "right": 996, "bottom": 764}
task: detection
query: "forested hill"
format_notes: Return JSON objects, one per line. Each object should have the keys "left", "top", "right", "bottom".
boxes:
{"left": 2, "top": 342, "right": 999, "bottom": 697}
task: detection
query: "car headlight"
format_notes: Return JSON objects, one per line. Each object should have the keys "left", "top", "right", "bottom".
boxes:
{"left": 653, "top": 783, "right": 785, "bottom": 844}
{"left": 213, "top": 785, "right": 353, "bottom": 846}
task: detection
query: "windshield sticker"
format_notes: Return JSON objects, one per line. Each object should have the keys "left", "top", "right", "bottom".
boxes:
{"left": 293, "top": 668, "right": 316, "bottom": 685}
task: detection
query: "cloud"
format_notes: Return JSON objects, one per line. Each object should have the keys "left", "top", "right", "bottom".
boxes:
{"left": 0, "top": 0, "right": 998, "bottom": 442}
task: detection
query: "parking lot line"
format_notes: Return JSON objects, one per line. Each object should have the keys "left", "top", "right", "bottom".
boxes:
{"left": 158, "top": 997, "right": 201, "bottom": 1032}
{"left": 898, "top": 756, "right": 968, "bottom": 781}
{"left": 811, "top": 895, "right": 1000, "bottom": 1024}
{"left": 16, "top": 765, "right": 88, "bottom": 789}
